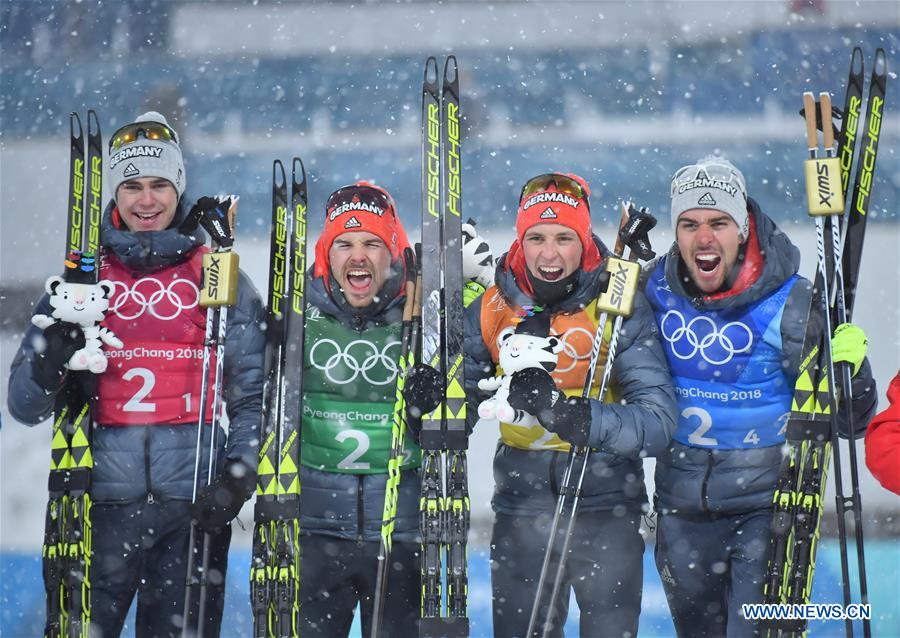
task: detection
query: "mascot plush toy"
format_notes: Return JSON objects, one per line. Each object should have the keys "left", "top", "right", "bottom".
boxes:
{"left": 478, "top": 307, "right": 562, "bottom": 426}
{"left": 31, "top": 253, "right": 123, "bottom": 374}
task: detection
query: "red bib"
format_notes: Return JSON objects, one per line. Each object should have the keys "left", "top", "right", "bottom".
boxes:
{"left": 95, "top": 249, "right": 218, "bottom": 426}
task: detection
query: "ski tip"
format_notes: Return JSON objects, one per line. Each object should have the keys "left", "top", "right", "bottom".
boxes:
{"left": 443, "top": 55, "right": 459, "bottom": 87}
{"left": 292, "top": 156, "right": 305, "bottom": 176}
{"left": 272, "top": 159, "right": 287, "bottom": 186}
{"left": 70, "top": 112, "right": 84, "bottom": 139}
{"left": 874, "top": 48, "right": 887, "bottom": 77}
{"left": 851, "top": 46, "right": 864, "bottom": 72}
{"left": 87, "top": 109, "right": 101, "bottom": 134}
{"left": 424, "top": 56, "right": 439, "bottom": 84}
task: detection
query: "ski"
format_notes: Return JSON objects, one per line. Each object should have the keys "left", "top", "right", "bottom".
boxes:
{"left": 824, "top": 46, "right": 886, "bottom": 638}
{"left": 250, "top": 158, "right": 307, "bottom": 638}
{"left": 419, "top": 54, "right": 471, "bottom": 638}
{"left": 763, "top": 48, "right": 887, "bottom": 636}
{"left": 43, "top": 109, "right": 102, "bottom": 638}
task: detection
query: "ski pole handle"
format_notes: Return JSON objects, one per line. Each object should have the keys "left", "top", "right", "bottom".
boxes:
{"left": 803, "top": 92, "right": 844, "bottom": 216}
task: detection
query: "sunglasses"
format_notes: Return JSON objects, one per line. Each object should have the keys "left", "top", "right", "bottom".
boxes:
{"left": 670, "top": 162, "right": 746, "bottom": 199}
{"left": 109, "top": 121, "right": 179, "bottom": 152}
{"left": 326, "top": 185, "right": 396, "bottom": 219}
{"left": 519, "top": 173, "right": 589, "bottom": 210}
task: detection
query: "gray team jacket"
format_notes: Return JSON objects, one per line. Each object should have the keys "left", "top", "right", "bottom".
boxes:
{"left": 298, "top": 268, "right": 421, "bottom": 544}
{"left": 464, "top": 235, "right": 678, "bottom": 516}
{"left": 7, "top": 201, "right": 265, "bottom": 504}
{"left": 647, "top": 199, "right": 878, "bottom": 516}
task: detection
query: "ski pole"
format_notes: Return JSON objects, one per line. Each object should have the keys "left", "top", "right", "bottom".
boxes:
{"left": 183, "top": 196, "right": 240, "bottom": 638}
{"left": 528, "top": 202, "right": 656, "bottom": 638}
{"left": 372, "top": 247, "right": 418, "bottom": 638}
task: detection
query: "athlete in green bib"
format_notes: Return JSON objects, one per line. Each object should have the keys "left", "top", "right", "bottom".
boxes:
{"left": 299, "top": 181, "right": 449, "bottom": 637}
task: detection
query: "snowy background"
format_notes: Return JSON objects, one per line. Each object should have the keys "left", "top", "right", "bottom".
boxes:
{"left": 2, "top": 1, "right": 899, "bottom": 636}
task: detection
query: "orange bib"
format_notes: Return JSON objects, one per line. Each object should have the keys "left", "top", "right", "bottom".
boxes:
{"left": 479, "top": 286, "right": 613, "bottom": 451}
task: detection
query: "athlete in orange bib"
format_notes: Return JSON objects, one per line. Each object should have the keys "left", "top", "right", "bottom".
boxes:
{"left": 463, "top": 172, "right": 677, "bottom": 638}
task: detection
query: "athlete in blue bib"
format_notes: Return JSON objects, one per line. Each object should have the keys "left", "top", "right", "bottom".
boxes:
{"left": 645, "top": 156, "right": 878, "bottom": 638}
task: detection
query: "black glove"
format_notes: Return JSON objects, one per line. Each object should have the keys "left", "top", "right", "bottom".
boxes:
{"left": 180, "top": 196, "right": 235, "bottom": 248}
{"left": 402, "top": 364, "right": 443, "bottom": 444}
{"left": 191, "top": 460, "right": 257, "bottom": 533}
{"left": 403, "top": 364, "right": 443, "bottom": 419}
{"left": 32, "top": 321, "right": 85, "bottom": 391}
{"left": 508, "top": 368, "right": 593, "bottom": 447}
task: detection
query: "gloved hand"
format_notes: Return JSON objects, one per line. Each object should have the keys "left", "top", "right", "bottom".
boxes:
{"left": 831, "top": 323, "right": 867, "bottom": 377}
{"left": 191, "top": 460, "right": 257, "bottom": 533}
{"left": 462, "top": 219, "right": 495, "bottom": 288}
{"left": 403, "top": 364, "right": 444, "bottom": 419}
{"left": 180, "top": 195, "right": 236, "bottom": 248}
{"left": 507, "top": 368, "right": 592, "bottom": 447}
{"left": 32, "top": 321, "right": 85, "bottom": 391}
{"left": 401, "top": 363, "right": 444, "bottom": 444}
{"left": 463, "top": 280, "right": 486, "bottom": 308}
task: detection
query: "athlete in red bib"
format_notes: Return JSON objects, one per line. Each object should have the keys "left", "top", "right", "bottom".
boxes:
{"left": 9, "top": 111, "right": 265, "bottom": 638}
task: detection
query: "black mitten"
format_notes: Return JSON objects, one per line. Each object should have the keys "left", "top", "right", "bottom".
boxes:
{"left": 32, "top": 321, "right": 85, "bottom": 391}
{"left": 191, "top": 460, "right": 257, "bottom": 533}
{"left": 508, "top": 368, "right": 592, "bottom": 447}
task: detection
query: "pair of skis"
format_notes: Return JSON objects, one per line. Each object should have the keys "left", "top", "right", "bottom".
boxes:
{"left": 763, "top": 47, "right": 886, "bottom": 638}
{"left": 373, "top": 57, "right": 468, "bottom": 638}
{"left": 526, "top": 203, "right": 656, "bottom": 638}
{"left": 419, "top": 55, "right": 471, "bottom": 638}
{"left": 44, "top": 110, "right": 103, "bottom": 638}
{"left": 250, "top": 158, "right": 308, "bottom": 638}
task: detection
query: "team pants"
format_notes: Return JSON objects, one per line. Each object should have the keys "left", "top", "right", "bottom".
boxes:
{"left": 491, "top": 509, "right": 644, "bottom": 638}
{"left": 88, "top": 499, "right": 230, "bottom": 638}
{"left": 298, "top": 534, "right": 420, "bottom": 637}
{"left": 655, "top": 509, "right": 772, "bottom": 638}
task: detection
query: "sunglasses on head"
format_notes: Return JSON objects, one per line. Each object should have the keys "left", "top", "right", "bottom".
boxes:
{"left": 109, "top": 121, "right": 179, "bottom": 152}
{"left": 519, "top": 173, "right": 589, "bottom": 210}
{"left": 326, "top": 185, "right": 396, "bottom": 218}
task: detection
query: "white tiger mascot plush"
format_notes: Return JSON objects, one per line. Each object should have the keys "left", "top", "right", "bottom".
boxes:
{"left": 477, "top": 320, "right": 563, "bottom": 426}
{"left": 32, "top": 264, "right": 123, "bottom": 374}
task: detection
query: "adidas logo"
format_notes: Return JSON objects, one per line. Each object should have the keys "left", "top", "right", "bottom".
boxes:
{"left": 123, "top": 163, "right": 140, "bottom": 178}
{"left": 344, "top": 216, "right": 362, "bottom": 229}
{"left": 660, "top": 564, "right": 676, "bottom": 585}
{"left": 539, "top": 207, "right": 558, "bottom": 219}
{"left": 697, "top": 192, "right": 716, "bottom": 206}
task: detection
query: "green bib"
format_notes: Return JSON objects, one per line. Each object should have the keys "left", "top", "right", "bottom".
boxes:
{"left": 301, "top": 306, "right": 421, "bottom": 474}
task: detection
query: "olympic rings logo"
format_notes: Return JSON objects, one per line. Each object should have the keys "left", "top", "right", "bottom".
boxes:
{"left": 309, "top": 338, "right": 400, "bottom": 385}
{"left": 553, "top": 326, "right": 594, "bottom": 373}
{"left": 109, "top": 277, "right": 200, "bottom": 321}
{"left": 660, "top": 310, "right": 753, "bottom": 365}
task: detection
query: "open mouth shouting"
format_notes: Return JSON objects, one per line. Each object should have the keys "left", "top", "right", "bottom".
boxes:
{"left": 345, "top": 267, "right": 374, "bottom": 292}
{"left": 695, "top": 253, "right": 721, "bottom": 274}
{"left": 690, "top": 251, "right": 727, "bottom": 291}
{"left": 536, "top": 265, "right": 564, "bottom": 281}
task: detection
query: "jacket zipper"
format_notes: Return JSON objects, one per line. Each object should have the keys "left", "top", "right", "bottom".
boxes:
{"left": 357, "top": 475, "right": 365, "bottom": 545}
{"left": 700, "top": 450, "right": 714, "bottom": 513}
{"left": 144, "top": 426, "right": 154, "bottom": 504}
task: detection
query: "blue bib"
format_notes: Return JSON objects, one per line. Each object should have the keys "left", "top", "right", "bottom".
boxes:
{"left": 646, "top": 261, "right": 797, "bottom": 449}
